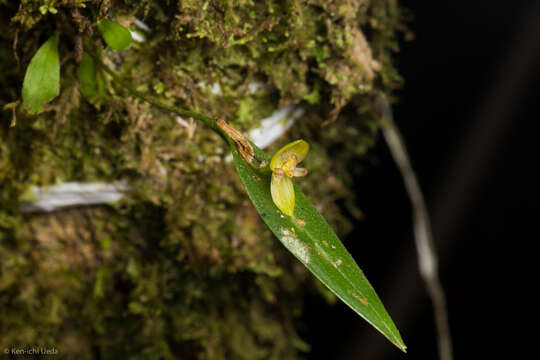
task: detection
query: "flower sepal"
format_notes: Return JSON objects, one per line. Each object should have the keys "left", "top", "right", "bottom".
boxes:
{"left": 269, "top": 140, "right": 309, "bottom": 217}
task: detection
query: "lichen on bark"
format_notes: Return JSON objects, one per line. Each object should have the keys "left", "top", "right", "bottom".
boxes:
{"left": 1, "top": 0, "right": 408, "bottom": 358}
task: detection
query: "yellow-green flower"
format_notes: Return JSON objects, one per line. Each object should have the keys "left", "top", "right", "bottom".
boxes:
{"left": 270, "top": 140, "right": 309, "bottom": 217}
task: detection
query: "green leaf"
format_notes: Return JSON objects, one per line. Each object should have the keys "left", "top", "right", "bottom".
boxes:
{"left": 97, "top": 19, "right": 132, "bottom": 51}
{"left": 230, "top": 143, "right": 406, "bottom": 352}
{"left": 22, "top": 34, "right": 60, "bottom": 114}
{"left": 77, "top": 52, "right": 105, "bottom": 99}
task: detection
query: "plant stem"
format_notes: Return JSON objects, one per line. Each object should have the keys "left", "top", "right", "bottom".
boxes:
{"left": 89, "top": 51, "right": 274, "bottom": 171}
{"left": 89, "top": 51, "right": 228, "bottom": 141}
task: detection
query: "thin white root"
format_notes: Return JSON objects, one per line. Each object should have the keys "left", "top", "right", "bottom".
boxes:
{"left": 377, "top": 94, "right": 454, "bottom": 360}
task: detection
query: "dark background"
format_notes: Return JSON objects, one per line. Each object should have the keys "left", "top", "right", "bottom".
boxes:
{"left": 304, "top": 1, "right": 539, "bottom": 359}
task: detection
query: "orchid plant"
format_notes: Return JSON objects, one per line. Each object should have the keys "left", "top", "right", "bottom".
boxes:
{"left": 19, "top": 19, "right": 406, "bottom": 352}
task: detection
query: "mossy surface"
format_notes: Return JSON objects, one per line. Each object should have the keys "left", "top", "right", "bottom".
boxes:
{"left": 1, "top": 1, "right": 408, "bottom": 358}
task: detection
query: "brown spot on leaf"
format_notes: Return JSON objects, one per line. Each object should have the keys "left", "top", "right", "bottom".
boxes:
{"left": 348, "top": 290, "right": 368, "bottom": 306}
{"left": 359, "top": 298, "right": 368, "bottom": 306}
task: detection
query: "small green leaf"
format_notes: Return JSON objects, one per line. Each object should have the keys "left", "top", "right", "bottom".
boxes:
{"left": 77, "top": 52, "right": 105, "bottom": 99}
{"left": 22, "top": 34, "right": 60, "bottom": 114}
{"left": 97, "top": 19, "right": 132, "bottom": 51}
{"left": 230, "top": 142, "right": 406, "bottom": 352}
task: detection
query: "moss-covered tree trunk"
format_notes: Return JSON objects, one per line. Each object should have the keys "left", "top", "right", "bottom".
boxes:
{"left": 1, "top": 1, "right": 406, "bottom": 358}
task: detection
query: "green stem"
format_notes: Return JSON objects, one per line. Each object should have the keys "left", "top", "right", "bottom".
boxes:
{"left": 87, "top": 51, "right": 271, "bottom": 173}
{"left": 89, "top": 51, "right": 228, "bottom": 141}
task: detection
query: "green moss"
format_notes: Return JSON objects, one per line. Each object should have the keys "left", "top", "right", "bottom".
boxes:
{"left": 1, "top": 0, "right": 408, "bottom": 358}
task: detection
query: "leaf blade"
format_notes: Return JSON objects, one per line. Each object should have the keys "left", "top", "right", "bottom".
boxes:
{"left": 22, "top": 34, "right": 60, "bottom": 114}
{"left": 97, "top": 19, "right": 132, "bottom": 51}
{"left": 77, "top": 52, "right": 105, "bottom": 99}
{"left": 230, "top": 144, "right": 406, "bottom": 352}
